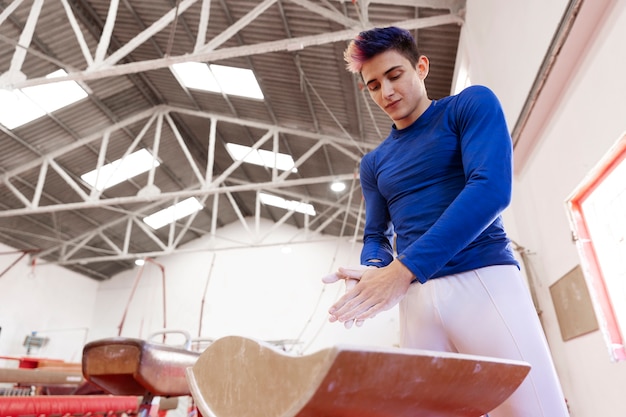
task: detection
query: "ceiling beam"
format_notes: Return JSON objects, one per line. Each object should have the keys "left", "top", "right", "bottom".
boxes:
{"left": 367, "top": 0, "right": 465, "bottom": 13}
{"left": 2, "top": 12, "right": 463, "bottom": 89}
{"left": 0, "top": 105, "right": 370, "bottom": 190}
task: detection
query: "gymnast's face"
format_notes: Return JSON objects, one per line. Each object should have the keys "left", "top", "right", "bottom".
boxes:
{"left": 361, "top": 49, "right": 431, "bottom": 130}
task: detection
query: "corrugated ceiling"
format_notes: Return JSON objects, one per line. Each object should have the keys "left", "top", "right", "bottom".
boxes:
{"left": 0, "top": 0, "right": 464, "bottom": 280}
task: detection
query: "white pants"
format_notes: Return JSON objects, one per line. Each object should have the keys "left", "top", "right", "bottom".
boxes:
{"left": 399, "top": 265, "right": 569, "bottom": 417}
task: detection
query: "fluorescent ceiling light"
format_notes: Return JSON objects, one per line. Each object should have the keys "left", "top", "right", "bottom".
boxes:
{"left": 259, "top": 192, "right": 315, "bottom": 216}
{"left": 143, "top": 197, "right": 204, "bottom": 229}
{"left": 0, "top": 69, "right": 88, "bottom": 129}
{"left": 81, "top": 148, "right": 160, "bottom": 191}
{"left": 171, "top": 62, "right": 263, "bottom": 100}
{"left": 226, "top": 143, "right": 297, "bottom": 172}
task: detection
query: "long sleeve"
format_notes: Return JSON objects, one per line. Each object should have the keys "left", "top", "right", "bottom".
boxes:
{"left": 358, "top": 85, "right": 518, "bottom": 283}
{"left": 397, "top": 86, "right": 514, "bottom": 282}
{"left": 359, "top": 155, "right": 395, "bottom": 267}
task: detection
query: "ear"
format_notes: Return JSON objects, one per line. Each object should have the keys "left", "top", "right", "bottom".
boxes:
{"left": 416, "top": 55, "right": 430, "bottom": 79}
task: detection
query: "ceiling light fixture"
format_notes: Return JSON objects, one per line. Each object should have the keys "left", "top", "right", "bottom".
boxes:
{"left": 330, "top": 181, "right": 346, "bottom": 192}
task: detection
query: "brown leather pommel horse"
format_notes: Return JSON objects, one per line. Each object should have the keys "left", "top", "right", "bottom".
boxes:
{"left": 82, "top": 337, "right": 200, "bottom": 416}
{"left": 186, "top": 336, "right": 531, "bottom": 417}
{"left": 82, "top": 337, "right": 200, "bottom": 397}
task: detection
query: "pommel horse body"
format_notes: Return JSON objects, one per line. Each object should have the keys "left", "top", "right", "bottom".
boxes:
{"left": 186, "top": 336, "right": 531, "bottom": 417}
{"left": 82, "top": 337, "right": 200, "bottom": 416}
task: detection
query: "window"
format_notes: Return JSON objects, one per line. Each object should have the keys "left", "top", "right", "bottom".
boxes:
{"left": 566, "top": 132, "right": 626, "bottom": 361}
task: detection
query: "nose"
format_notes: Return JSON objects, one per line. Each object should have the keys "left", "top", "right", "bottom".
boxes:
{"left": 381, "top": 79, "right": 394, "bottom": 98}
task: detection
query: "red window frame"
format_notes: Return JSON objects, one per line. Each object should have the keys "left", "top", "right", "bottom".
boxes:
{"left": 566, "top": 133, "right": 626, "bottom": 361}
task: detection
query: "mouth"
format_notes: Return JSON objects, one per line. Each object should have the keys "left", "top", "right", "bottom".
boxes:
{"left": 385, "top": 99, "right": 400, "bottom": 110}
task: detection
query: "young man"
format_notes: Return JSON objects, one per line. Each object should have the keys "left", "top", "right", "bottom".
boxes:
{"left": 323, "top": 27, "right": 569, "bottom": 417}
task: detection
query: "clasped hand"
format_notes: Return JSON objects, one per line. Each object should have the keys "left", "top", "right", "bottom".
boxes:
{"left": 322, "top": 260, "right": 414, "bottom": 329}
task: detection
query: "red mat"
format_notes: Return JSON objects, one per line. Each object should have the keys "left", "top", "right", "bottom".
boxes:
{"left": 0, "top": 395, "right": 138, "bottom": 417}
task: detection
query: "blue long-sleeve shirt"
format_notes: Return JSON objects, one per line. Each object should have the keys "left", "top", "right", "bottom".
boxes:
{"left": 359, "top": 85, "right": 519, "bottom": 283}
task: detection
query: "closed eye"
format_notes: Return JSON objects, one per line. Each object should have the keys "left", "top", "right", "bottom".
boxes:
{"left": 388, "top": 70, "right": 403, "bottom": 81}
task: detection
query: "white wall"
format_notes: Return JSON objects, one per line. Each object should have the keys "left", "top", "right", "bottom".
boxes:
{"left": 0, "top": 243, "right": 98, "bottom": 363}
{"left": 462, "top": 0, "right": 569, "bottom": 129}
{"left": 0, "top": 220, "right": 398, "bottom": 413}
{"left": 463, "top": 1, "right": 626, "bottom": 416}
{"left": 89, "top": 219, "right": 399, "bottom": 355}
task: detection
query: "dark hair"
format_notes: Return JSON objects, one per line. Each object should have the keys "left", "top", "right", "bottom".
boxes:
{"left": 344, "top": 26, "right": 420, "bottom": 73}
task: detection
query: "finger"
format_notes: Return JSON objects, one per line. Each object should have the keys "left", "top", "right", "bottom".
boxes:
{"left": 335, "top": 289, "right": 385, "bottom": 322}
{"left": 328, "top": 278, "right": 360, "bottom": 315}
{"left": 344, "top": 319, "right": 355, "bottom": 329}
{"left": 355, "top": 319, "right": 365, "bottom": 327}
{"left": 323, "top": 265, "right": 372, "bottom": 284}
{"left": 322, "top": 272, "right": 340, "bottom": 283}
{"left": 338, "top": 266, "right": 369, "bottom": 279}
{"left": 354, "top": 301, "right": 391, "bottom": 322}
{"left": 344, "top": 278, "right": 358, "bottom": 291}
{"left": 332, "top": 297, "right": 373, "bottom": 323}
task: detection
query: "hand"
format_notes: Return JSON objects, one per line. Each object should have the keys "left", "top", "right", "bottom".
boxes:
{"left": 322, "top": 265, "right": 372, "bottom": 328}
{"left": 326, "top": 260, "right": 414, "bottom": 327}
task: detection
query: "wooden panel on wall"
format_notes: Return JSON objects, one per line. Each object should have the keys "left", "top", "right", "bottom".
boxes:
{"left": 550, "top": 265, "right": 599, "bottom": 341}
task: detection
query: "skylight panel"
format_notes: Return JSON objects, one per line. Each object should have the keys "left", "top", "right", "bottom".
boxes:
{"left": 171, "top": 62, "right": 263, "bottom": 100}
{"left": 210, "top": 64, "right": 264, "bottom": 99}
{"left": 259, "top": 192, "right": 316, "bottom": 216}
{"left": 171, "top": 61, "right": 221, "bottom": 92}
{"left": 226, "top": 143, "right": 297, "bottom": 172}
{"left": 143, "top": 197, "right": 204, "bottom": 229}
{"left": 0, "top": 89, "right": 45, "bottom": 129}
{"left": 81, "top": 148, "right": 160, "bottom": 191}
{"left": 0, "top": 69, "right": 88, "bottom": 129}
